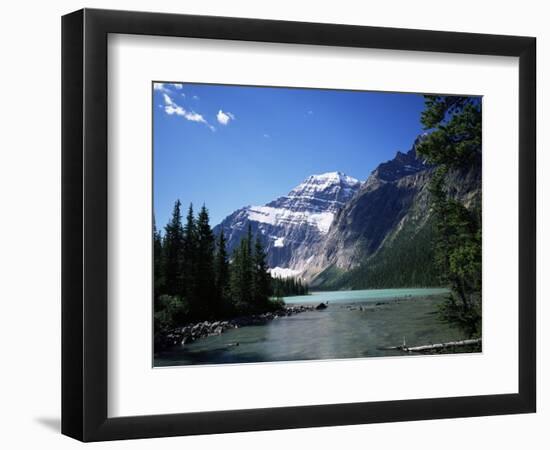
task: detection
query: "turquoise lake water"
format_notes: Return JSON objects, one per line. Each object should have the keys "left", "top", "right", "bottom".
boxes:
{"left": 154, "top": 287, "right": 474, "bottom": 367}
{"left": 283, "top": 287, "right": 450, "bottom": 304}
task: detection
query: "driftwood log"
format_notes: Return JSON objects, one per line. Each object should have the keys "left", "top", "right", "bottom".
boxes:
{"left": 405, "top": 338, "right": 481, "bottom": 352}
{"left": 380, "top": 338, "right": 481, "bottom": 353}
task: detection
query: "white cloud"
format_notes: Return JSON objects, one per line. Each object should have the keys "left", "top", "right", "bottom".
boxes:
{"left": 164, "top": 104, "right": 185, "bottom": 116}
{"left": 163, "top": 93, "right": 175, "bottom": 106}
{"left": 307, "top": 110, "right": 313, "bottom": 115}
{"left": 192, "top": 95, "right": 200, "bottom": 100}
{"left": 263, "top": 133, "right": 270, "bottom": 138}
{"left": 161, "top": 93, "right": 215, "bottom": 131}
{"left": 216, "top": 110, "right": 236, "bottom": 125}
{"left": 184, "top": 111, "right": 208, "bottom": 123}
{"left": 154, "top": 82, "right": 184, "bottom": 94}
{"left": 153, "top": 82, "right": 172, "bottom": 94}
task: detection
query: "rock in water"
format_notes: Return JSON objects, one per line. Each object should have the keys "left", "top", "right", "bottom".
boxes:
{"left": 315, "top": 302, "right": 328, "bottom": 310}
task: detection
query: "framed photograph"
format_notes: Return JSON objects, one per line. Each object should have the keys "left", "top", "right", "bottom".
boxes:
{"left": 62, "top": 8, "right": 536, "bottom": 441}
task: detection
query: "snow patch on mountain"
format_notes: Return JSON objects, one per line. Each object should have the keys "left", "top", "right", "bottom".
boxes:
{"left": 268, "top": 267, "right": 301, "bottom": 278}
{"left": 273, "top": 237, "right": 285, "bottom": 247}
{"left": 247, "top": 206, "right": 334, "bottom": 234}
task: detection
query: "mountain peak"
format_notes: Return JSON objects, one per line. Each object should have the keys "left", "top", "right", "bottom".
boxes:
{"left": 305, "top": 171, "right": 360, "bottom": 186}
{"left": 365, "top": 138, "right": 429, "bottom": 185}
{"left": 293, "top": 172, "right": 361, "bottom": 197}
{"left": 275, "top": 170, "right": 361, "bottom": 216}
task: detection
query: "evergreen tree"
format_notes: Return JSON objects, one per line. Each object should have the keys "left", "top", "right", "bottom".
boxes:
{"left": 195, "top": 205, "right": 216, "bottom": 318}
{"left": 230, "top": 236, "right": 252, "bottom": 312}
{"left": 252, "top": 235, "right": 271, "bottom": 308}
{"left": 215, "top": 230, "right": 230, "bottom": 314}
{"left": 162, "top": 200, "right": 184, "bottom": 297}
{"left": 419, "top": 96, "right": 481, "bottom": 169}
{"left": 229, "top": 225, "right": 256, "bottom": 312}
{"left": 244, "top": 226, "right": 254, "bottom": 306}
{"left": 181, "top": 203, "right": 197, "bottom": 307}
{"left": 153, "top": 216, "right": 164, "bottom": 300}
{"left": 229, "top": 242, "right": 243, "bottom": 309}
{"left": 271, "top": 275, "right": 309, "bottom": 297}
{"left": 417, "top": 95, "right": 482, "bottom": 336}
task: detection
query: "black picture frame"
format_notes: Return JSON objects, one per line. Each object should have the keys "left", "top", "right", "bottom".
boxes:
{"left": 62, "top": 8, "right": 536, "bottom": 442}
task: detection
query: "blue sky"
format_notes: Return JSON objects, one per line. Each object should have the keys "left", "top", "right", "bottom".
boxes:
{"left": 153, "top": 82, "right": 426, "bottom": 229}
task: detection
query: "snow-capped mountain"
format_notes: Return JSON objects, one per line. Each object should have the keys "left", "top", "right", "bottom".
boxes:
{"left": 213, "top": 172, "right": 362, "bottom": 274}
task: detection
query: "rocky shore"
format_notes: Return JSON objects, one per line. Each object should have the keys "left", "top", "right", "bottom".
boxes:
{"left": 156, "top": 304, "right": 320, "bottom": 350}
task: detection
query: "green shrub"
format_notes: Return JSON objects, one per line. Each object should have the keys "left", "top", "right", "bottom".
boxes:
{"left": 154, "top": 295, "right": 190, "bottom": 332}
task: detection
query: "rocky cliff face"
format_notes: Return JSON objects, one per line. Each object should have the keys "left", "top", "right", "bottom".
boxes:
{"left": 302, "top": 139, "right": 431, "bottom": 283}
{"left": 306, "top": 139, "right": 481, "bottom": 289}
{"left": 213, "top": 172, "right": 361, "bottom": 276}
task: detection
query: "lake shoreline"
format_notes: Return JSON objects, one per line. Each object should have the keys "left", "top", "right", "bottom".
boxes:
{"left": 155, "top": 304, "right": 320, "bottom": 352}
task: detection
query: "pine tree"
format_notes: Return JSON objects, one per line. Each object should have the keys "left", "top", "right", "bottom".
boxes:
{"left": 246, "top": 224, "right": 253, "bottom": 269}
{"left": 417, "top": 95, "right": 482, "bottom": 336}
{"left": 229, "top": 243, "right": 242, "bottom": 309}
{"left": 419, "top": 96, "right": 481, "bottom": 169}
{"left": 252, "top": 235, "right": 271, "bottom": 308}
{"left": 182, "top": 203, "right": 198, "bottom": 314}
{"left": 230, "top": 242, "right": 244, "bottom": 310}
{"left": 153, "top": 216, "right": 164, "bottom": 301}
{"left": 245, "top": 224, "right": 255, "bottom": 308}
{"left": 162, "top": 200, "right": 184, "bottom": 297}
{"left": 240, "top": 236, "right": 253, "bottom": 307}
{"left": 270, "top": 275, "right": 309, "bottom": 297}
{"left": 215, "top": 230, "right": 230, "bottom": 314}
{"left": 229, "top": 227, "right": 254, "bottom": 313}
{"left": 195, "top": 205, "right": 216, "bottom": 318}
